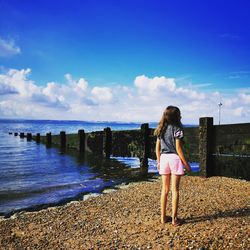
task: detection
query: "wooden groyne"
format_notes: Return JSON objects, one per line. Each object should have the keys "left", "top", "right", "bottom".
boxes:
{"left": 12, "top": 117, "right": 250, "bottom": 180}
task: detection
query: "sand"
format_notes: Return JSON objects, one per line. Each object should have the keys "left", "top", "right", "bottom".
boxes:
{"left": 0, "top": 176, "right": 249, "bottom": 249}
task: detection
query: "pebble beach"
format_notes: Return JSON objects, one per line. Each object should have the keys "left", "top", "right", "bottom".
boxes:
{"left": 0, "top": 175, "right": 249, "bottom": 250}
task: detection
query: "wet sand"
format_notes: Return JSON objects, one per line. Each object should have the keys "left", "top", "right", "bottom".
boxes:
{"left": 0, "top": 176, "right": 249, "bottom": 249}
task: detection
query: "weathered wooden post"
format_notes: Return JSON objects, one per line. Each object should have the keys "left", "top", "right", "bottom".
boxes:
{"left": 46, "top": 132, "right": 52, "bottom": 147}
{"left": 199, "top": 117, "right": 214, "bottom": 177}
{"left": 14, "top": 132, "right": 18, "bottom": 136}
{"left": 78, "top": 129, "right": 85, "bottom": 153}
{"left": 27, "top": 133, "right": 32, "bottom": 141}
{"left": 20, "top": 132, "right": 25, "bottom": 138}
{"left": 103, "top": 127, "right": 112, "bottom": 159}
{"left": 60, "top": 131, "right": 66, "bottom": 150}
{"left": 36, "top": 133, "right": 40, "bottom": 143}
{"left": 140, "top": 123, "right": 150, "bottom": 172}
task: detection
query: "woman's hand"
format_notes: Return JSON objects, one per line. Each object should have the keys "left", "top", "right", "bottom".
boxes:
{"left": 157, "top": 162, "right": 160, "bottom": 171}
{"left": 185, "top": 163, "right": 191, "bottom": 172}
{"left": 176, "top": 139, "right": 192, "bottom": 173}
{"left": 155, "top": 139, "right": 161, "bottom": 171}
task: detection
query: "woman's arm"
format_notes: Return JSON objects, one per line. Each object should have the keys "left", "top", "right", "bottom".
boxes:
{"left": 176, "top": 139, "right": 191, "bottom": 172}
{"left": 156, "top": 138, "right": 161, "bottom": 170}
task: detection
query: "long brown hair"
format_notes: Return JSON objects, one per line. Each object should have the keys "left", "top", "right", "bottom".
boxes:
{"left": 154, "top": 106, "right": 182, "bottom": 138}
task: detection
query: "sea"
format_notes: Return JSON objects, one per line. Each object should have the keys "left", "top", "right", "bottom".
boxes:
{"left": 0, "top": 119, "right": 199, "bottom": 217}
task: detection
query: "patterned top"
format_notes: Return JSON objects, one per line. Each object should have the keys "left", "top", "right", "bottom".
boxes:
{"left": 158, "top": 124, "right": 184, "bottom": 155}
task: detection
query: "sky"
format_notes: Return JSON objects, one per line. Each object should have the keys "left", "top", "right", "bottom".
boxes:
{"left": 0, "top": 0, "right": 250, "bottom": 124}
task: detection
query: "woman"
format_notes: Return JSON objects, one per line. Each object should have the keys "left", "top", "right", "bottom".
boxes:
{"left": 155, "top": 106, "right": 191, "bottom": 226}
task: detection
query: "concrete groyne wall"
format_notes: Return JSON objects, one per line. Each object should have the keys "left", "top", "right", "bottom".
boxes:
{"left": 200, "top": 118, "right": 250, "bottom": 180}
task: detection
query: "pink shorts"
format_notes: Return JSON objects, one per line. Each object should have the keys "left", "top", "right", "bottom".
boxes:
{"left": 159, "top": 153, "right": 185, "bottom": 175}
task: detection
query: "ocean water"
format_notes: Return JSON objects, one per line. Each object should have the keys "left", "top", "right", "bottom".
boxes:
{"left": 0, "top": 119, "right": 199, "bottom": 216}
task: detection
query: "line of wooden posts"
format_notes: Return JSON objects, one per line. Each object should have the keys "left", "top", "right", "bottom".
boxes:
{"left": 12, "top": 130, "right": 85, "bottom": 151}
{"left": 11, "top": 123, "right": 150, "bottom": 169}
{"left": 10, "top": 118, "right": 215, "bottom": 177}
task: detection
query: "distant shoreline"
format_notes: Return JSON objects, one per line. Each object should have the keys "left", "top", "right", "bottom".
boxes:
{"left": 0, "top": 118, "right": 199, "bottom": 127}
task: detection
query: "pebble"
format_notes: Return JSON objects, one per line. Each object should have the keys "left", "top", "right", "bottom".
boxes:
{"left": 83, "top": 193, "right": 101, "bottom": 201}
{"left": 102, "top": 189, "right": 117, "bottom": 194}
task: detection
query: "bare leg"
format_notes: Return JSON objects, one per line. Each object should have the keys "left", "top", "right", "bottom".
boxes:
{"left": 160, "top": 174, "right": 171, "bottom": 223}
{"left": 171, "top": 174, "right": 181, "bottom": 225}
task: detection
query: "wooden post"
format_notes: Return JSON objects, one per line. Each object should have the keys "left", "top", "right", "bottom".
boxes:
{"left": 46, "top": 132, "right": 52, "bottom": 147}
{"left": 199, "top": 117, "right": 214, "bottom": 177}
{"left": 60, "top": 131, "right": 66, "bottom": 149}
{"left": 14, "top": 132, "right": 18, "bottom": 136}
{"left": 27, "top": 133, "right": 32, "bottom": 141}
{"left": 20, "top": 132, "right": 25, "bottom": 138}
{"left": 36, "top": 133, "right": 40, "bottom": 143}
{"left": 140, "top": 123, "right": 150, "bottom": 172}
{"left": 78, "top": 129, "right": 85, "bottom": 153}
{"left": 103, "top": 127, "right": 112, "bottom": 159}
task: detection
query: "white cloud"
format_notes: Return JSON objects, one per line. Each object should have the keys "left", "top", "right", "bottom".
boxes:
{"left": 91, "top": 87, "right": 113, "bottom": 104}
{"left": 0, "top": 83, "right": 18, "bottom": 95}
{"left": 176, "top": 87, "right": 205, "bottom": 100}
{"left": 239, "top": 93, "right": 250, "bottom": 105}
{"left": 64, "top": 73, "right": 88, "bottom": 93}
{"left": 232, "top": 107, "right": 244, "bottom": 117}
{"left": 0, "top": 68, "right": 39, "bottom": 98}
{"left": 135, "top": 75, "right": 176, "bottom": 94}
{"left": 0, "top": 69, "right": 69, "bottom": 111}
{"left": 0, "top": 37, "right": 21, "bottom": 57}
{"left": 0, "top": 68, "right": 249, "bottom": 124}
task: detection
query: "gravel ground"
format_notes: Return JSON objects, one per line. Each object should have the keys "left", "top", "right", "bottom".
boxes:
{"left": 0, "top": 176, "right": 249, "bottom": 250}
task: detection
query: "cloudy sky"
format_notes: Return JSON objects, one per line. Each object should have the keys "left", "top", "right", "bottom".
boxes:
{"left": 0, "top": 0, "right": 250, "bottom": 124}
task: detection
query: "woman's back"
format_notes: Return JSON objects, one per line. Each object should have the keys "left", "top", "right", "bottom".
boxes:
{"left": 159, "top": 124, "right": 184, "bottom": 155}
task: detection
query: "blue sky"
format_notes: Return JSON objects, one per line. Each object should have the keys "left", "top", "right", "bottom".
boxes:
{"left": 0, "top": 0, "right": 250, "bottom": 123}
